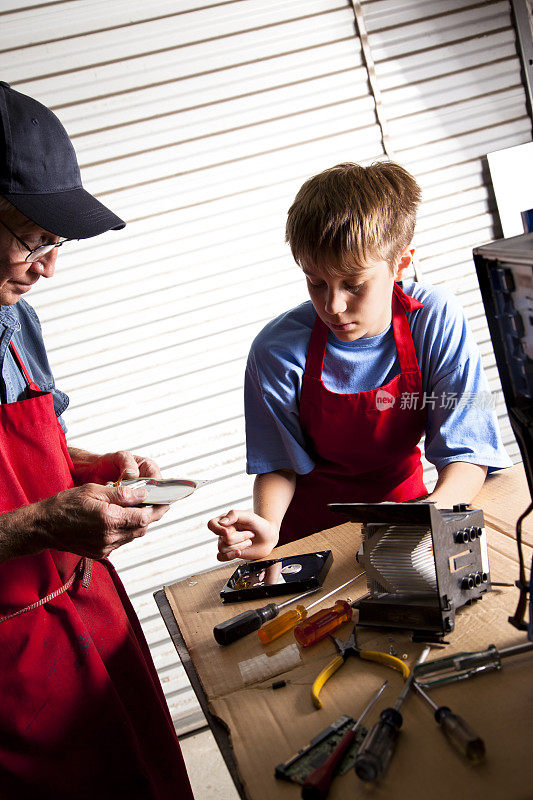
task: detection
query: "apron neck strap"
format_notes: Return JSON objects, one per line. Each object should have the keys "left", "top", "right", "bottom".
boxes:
{"left": 392, "top": 280, "right": 424, "bottom": 312}
{"left": 392, "top": 282, "right": 423, "bottom": 372}
{"left": 306, "top": 283, "right": 424, "bottom": 380}
{"left": 9, "top": 342, "right": 35, "bottom": 389}
{"left": 306, "top": 316, "right": 329, "bottom": 379}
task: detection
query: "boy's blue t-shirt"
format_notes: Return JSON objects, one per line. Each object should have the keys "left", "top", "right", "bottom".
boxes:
{"left": 245, "top": 280, "right": 512, "bottom": 476}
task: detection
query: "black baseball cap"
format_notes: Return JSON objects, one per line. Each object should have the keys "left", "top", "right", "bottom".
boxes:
{"left": 0, "top": 81, "right": 125, "bottom": 239}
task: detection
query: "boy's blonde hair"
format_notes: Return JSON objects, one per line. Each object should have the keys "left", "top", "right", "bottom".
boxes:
{"left": 285, "top": 161, "right": 421, "bottom": 275}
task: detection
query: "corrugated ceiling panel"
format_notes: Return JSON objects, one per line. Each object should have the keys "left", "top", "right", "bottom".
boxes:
{"left": 0, "top": 0, "right": 385, "bottom": 734}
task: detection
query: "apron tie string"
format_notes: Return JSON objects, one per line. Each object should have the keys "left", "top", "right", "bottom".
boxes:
{"left": 0, "top": 556, "right": 93, "bottom": 624}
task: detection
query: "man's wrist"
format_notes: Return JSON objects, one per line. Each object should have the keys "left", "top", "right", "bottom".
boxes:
{"left": 68, "top": 447, "right": 99, "bottom": 482}
{"left": 0, "top": 500, "right": 52, "bottom": 563}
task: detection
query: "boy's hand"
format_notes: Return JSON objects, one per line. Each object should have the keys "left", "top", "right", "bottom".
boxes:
{"left": 207, "top": 509, "right": 279, "bottom": 561}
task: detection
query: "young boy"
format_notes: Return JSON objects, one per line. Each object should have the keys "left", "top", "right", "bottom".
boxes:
{"left": 209, "top": 162, "right": 511, "bottom": 561}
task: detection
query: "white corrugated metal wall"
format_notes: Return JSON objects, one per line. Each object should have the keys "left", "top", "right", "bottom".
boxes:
{"left": 1, "top": 0, "right": 530, "bottom": 734}
{"left": 362, "top": 0, "right": 531, "bottom": 443}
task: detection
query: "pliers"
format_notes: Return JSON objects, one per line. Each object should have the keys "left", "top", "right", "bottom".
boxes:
{"left": 311, "top": 626, "right": 410, "bottom": 708}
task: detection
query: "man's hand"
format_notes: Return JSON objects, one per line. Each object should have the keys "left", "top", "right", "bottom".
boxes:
{"left": 68, "top": 448, "right": 161, "bottom": 485}
{"left": 207, "top": 509, "right": 279, "bottom": 561}
{"left": 38, "top": 483, "right": 169, "bottom": 560}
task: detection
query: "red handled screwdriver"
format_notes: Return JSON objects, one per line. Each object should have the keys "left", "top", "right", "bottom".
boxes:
{"left": 301, "top": 680, "right": 388, "bottom": 799}
{"left": 293, "top": 600, "right": 353, "bottom": 647}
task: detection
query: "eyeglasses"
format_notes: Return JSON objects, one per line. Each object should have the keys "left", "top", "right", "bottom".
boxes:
{"left": 0, "top": 218, "right": 69, "bottom": 263}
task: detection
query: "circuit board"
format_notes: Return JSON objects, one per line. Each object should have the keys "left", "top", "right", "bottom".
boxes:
{"left": 275, "top": 715, "right": 368, "bottom": 784}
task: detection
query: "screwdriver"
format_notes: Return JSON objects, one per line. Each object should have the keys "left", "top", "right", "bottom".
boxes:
{"left": 412, "top": 681, "right": 485, "bottom": 762}
{"left": 258, "top": 573, "right": 365, "bottom": 645}
{"left": 354, "top": 646, "right": 430, "bottom": 783}
{"left": 301, "top": 680, "right": 388, "bottom": 800}
{"left": 294, "top": 600, "right": 353, "bottom": 647}
{"left": 213, "top": 588, "right": 318, "bottom": 646}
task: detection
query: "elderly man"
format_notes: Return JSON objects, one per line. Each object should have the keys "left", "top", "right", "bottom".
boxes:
{"left": 0, "top": 82, "right": 194, "bottom": 799}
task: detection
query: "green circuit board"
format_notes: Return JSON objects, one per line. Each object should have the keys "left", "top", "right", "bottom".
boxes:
{"left": 275, "top": 715, "right": 368, "bottom": 784}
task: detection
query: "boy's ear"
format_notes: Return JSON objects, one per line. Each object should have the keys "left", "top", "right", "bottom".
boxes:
{"left": 394, "top": 247, "right": 415, "bottom": 280}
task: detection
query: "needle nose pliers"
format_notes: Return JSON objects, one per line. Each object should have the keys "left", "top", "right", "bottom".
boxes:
{"left": 311, "top": 626, "right": 410, "bottom": 708}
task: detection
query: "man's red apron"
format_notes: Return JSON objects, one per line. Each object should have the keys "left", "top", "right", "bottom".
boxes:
{"left": 279, "top": 282, "right": 428, "bottom": 544}
{"left": 0, "top": 344, "right": 193, "bottom": 800}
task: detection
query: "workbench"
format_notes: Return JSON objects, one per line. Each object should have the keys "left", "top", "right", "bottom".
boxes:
{"left": 155, "top": 465, "right": 533, "bottom": 800}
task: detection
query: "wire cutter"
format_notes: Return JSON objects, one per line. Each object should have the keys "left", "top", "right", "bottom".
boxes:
{"left": 311, "top": 626, "right": 410, "bottom": 708}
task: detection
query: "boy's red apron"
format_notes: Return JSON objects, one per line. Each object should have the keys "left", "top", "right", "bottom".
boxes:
{"left": 0, "top": 344, "right": 193, "bottom": 800}
{"left": 280, "top": 282, "right": 428, "bottom": 544}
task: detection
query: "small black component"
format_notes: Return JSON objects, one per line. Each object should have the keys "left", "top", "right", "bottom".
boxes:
{"left": 454, "top": 530, "right": 469, "bottom": 544}
{"left": 272, "top": 680, "right": 287, "bottom": 690}
{"left": 495, "top": 266, "right": 515, "bottom": 293}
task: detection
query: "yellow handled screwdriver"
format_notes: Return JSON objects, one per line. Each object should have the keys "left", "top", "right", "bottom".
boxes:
{"left": 258, "top": 573, "right": 366, "bottom": 644}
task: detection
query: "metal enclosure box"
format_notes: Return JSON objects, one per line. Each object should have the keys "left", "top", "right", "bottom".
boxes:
{"left": 473, "top": 234, "right": 533, "bottom": 499}
{"left": 329, "top": 502, "right": 490, "bottom": 642}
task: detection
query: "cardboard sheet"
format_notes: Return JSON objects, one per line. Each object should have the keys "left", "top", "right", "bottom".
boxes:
{"left": 164, "top": 465, "right": 533, "bottom": 800}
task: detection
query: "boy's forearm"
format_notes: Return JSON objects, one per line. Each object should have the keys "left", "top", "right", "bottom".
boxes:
{"left": 253, "top": 469, "right": 297, "bottom": 530}
{"left": 427, "top": 462, "right": 488, "bottom": 508}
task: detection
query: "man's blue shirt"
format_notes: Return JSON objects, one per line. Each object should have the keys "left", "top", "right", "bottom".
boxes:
{"left": 0, "top": 299, "right": 68, "bottom": 431}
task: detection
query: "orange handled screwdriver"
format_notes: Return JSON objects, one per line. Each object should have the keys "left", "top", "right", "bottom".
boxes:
{"left": 258, "top": 573, "right": 365, "bottom": 645}
{"left": 294, "top": 600, "right": 353, "bottom": 647}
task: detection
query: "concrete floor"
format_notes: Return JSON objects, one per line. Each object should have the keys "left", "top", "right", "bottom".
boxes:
{"left": 179, "top": 728, "right": 240, "bottom": 800}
